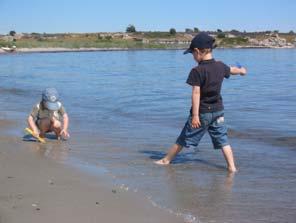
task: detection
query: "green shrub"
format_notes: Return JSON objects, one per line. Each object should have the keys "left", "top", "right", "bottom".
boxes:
{"left": 143, "top": 32, "right": 172, "bottom": 38}
{"left": 185, "top": 28, "right": 193, "bottom": 34}
{"left": 217, "top": 33, "right": 226, "bottom": 38}
{"left": 105, "top": 36, "right": 112, "bottom": 41}
{"left": 126, "top": 24, "right": 136, "bottom": 33}
{"left": 169, "top": 28, "right": 176, "bottom": 35}
{"left": 9, "top": 30, "right": 16, "bottom": 36}
{"left": 220, "top": 37, "right": 248, "bottom": 45}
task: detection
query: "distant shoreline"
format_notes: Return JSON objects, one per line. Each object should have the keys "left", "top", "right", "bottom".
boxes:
{"left": 1, "top": 31, "right": 295, "bottom": 53}
{"left": 0, "top": 45, "right": 295, "bottom": 54}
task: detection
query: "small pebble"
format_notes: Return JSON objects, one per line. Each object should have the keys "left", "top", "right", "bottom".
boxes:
{"left": 95, "top": 202, "right": 99, "bottom": 205}
{"left": 32, "top": 203, "right": 37, "bottom": 207}
{"left": 112, "top": 189, "right": 116, "bottom": 194}
{"left": 48, "top": 179, "right": 54, "bottom": 185}
{"left": 36, "top": 208, "right": 40, "bottom": 211}
{"left": 16, "top": 194, "right": 23, "bottom": 200}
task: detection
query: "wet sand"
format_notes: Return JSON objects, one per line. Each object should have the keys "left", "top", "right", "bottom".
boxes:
{"left": 0, "top": 120, "right": 182, "bottom": 223}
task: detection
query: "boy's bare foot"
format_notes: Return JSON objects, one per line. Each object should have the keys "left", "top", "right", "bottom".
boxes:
{"left": 154, "top": 158, "right": 170, "bottom": 165}
{"left": 228, "top": 167, "right": 237, "bottom": 173}
{"left": 154, "top": 144, "right": 182, "bottom": 165}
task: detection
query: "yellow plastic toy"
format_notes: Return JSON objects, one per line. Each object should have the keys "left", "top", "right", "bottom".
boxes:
{"left": 24, "top": 128, "right": 46, "bottom": 143}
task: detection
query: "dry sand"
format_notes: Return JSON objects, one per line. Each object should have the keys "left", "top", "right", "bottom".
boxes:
{"left": 0, "top": 120, "right": 182, "bottom": 223}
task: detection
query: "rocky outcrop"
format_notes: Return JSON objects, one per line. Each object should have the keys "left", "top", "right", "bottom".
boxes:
{"left": 248, "top": 33, "right": 294, "bottom": 48}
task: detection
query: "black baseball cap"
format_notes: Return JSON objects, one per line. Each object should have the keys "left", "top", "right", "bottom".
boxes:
{"left": 183, "top": 32, "right": 216, "bottom": 54}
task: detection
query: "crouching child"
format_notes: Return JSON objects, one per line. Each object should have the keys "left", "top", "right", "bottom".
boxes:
{"left": 27, "top": 88, "right": 70, "bottom": 140}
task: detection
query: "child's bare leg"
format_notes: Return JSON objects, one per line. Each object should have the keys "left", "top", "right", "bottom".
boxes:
{"left": 222, "top": 145, "right": 237, "bottom": 173}
{"left": 50, "top": 117, "right": 62, "bottom": 139}
{"left": 38, "top": 118, "right": 51, "bottom": 138}
{"left": 155, "top": 144, "right": 183, "bottom": 165}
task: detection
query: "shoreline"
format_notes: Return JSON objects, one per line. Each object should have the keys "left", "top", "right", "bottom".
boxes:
{"left": 1, "top": 45, "right": 295, "bottom": 54}
{"left": 0, "top": 120, "right": 182, "bottom": 223}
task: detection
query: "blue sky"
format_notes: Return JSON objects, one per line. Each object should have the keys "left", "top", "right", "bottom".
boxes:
{"left": 0, "top": 0, "right": 295, "bottom": 34}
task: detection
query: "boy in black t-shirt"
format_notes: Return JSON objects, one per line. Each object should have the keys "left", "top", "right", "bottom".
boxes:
{"left": 155, "top": 32, "right": 247, "bottom": 173}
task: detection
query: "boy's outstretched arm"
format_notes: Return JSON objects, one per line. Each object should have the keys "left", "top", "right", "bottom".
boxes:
{"left": 230, "top": 66, "right": 247, "bottom": 76}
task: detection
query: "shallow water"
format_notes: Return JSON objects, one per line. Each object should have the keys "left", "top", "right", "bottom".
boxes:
{"left": 0, "top": 49, "right": 296, "bottom": 222}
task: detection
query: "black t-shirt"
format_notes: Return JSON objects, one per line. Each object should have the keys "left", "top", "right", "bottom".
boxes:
{"left": 186, "top": 59, "right": 230, "bottom": 114}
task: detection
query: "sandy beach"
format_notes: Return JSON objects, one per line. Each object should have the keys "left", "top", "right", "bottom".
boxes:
{"left": 0, "top": 120, "right": 182, "bottom": 223}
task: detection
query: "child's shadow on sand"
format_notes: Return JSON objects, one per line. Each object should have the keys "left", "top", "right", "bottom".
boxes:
{"left": 140, "top": 150, "right": 225, "bottom": 170}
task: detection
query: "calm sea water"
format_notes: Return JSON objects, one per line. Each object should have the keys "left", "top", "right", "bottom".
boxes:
{"left": 0, "top": 49, "right": 296, "bottom": 222}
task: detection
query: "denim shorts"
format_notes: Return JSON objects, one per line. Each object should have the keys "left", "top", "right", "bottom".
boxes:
{"left": 176, "top": 110, "right": 229, "bottom": 150}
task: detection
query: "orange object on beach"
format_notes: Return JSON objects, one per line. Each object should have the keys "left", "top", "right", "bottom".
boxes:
{"left": 24, "top": 128, "right": 46, "bottom": 143}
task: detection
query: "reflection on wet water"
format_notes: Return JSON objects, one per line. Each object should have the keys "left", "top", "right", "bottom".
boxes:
{"left": 0, "top": 87, "right": 31, "bottom": 96}
{"left": 24, "top": 137, "right": 70, "bottom": 162}
{"left": 228, "top": 128, "right": 296, "bottom": 149}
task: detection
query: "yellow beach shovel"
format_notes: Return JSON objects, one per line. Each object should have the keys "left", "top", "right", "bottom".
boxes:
{"left": 24, "top": 128, "right": 46, "bottom": 143}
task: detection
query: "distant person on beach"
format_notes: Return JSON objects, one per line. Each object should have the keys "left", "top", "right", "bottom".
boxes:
{"left": 155, "top": 32, "right": 247, "bottom": 172}
{"left": 27, "top": 88, "right": 70, "bottom": 140}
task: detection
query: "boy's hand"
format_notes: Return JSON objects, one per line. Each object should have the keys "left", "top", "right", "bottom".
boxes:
{"left": 191, "top": 115, "right": 201, "bottom": 128}
{"left": 60, "top": 129, "right": 70, "bottom": 139}
{"left": 230, "top": 66, "right": 247, "bottom": 76}
{"left": 240, "top": 67, "right": 247, "bottom": 76}
{"left": 33, "top": 129, "right": 40, "bottom": 137}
